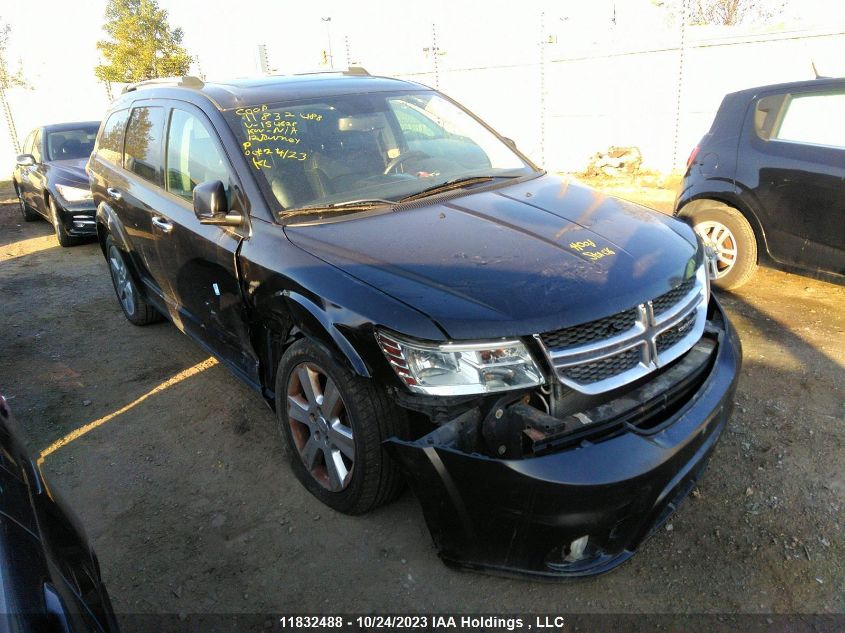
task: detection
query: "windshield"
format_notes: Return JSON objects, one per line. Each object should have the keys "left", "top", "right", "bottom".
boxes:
{"left": 225, "top": 91, "right": 536, "bottom": 218}
{"left": 46, "top": 126, "right": 99, "bottom": 161}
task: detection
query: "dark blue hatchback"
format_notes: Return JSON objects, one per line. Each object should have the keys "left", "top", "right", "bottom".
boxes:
{"left": 675, "top": 77, "right": 845, "bottom": 289}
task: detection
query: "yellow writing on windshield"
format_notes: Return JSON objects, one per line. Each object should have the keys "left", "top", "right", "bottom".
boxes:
{"left": 236, "top": 104, "right": 323, "bottom": 170}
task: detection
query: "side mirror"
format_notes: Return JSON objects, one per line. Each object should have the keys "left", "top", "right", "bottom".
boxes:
{"left": 193, "top": 180, "right": 242, "bottom": 226}
{"left": 16, "top": 154, "right": 35, "bottom": 167}
{"left": 502, "top": 137, "right": 517, "bottom": 150}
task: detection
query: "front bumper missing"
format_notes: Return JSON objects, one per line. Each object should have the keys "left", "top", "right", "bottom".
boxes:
{"left": 385, "top": 299, "right": 741, "bottom": 579}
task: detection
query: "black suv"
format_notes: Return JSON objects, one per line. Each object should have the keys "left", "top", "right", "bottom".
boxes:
{"left": 88, "top": 71, "right": 740, "bottom": 578}
{"left": 675, "top": 77, "right": 845, "bottom": 289}
{"left": 13, "top": 122, "right": 100, "bottom": 246}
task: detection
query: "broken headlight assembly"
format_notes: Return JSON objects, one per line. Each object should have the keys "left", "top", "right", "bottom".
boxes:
{"left": 376, "top": 330, "right": 544, "bottom": 396}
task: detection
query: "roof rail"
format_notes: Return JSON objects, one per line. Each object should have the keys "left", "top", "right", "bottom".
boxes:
{"left": 122, "top": 76, "right": 204, "bottom": 94}
{"left": 290, "top": 66, "right": 371, "bottom": 78}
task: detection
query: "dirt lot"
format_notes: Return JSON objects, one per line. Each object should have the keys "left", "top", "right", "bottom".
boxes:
{"left": 1, "top": 178, "right": 843, "bottom": 626}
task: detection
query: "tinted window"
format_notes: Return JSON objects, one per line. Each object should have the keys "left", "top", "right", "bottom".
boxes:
{"left": 775, "top": 92, "right": 845, "bottom": 149}
{"left": 46, "top": 126, "right": 99, "bottom": 161}
{"left": 225, "top": 91, "right": 530, "bottom": 214}
{"left": 98, "top": 109, "right": 129, "bottom": 166}
{"left": 31, "top": 130, "right": 43, "bottom": 162}
{"left": 390, "top": 102, "right": 442, "bottom": 140}
{"left": 124, "top": 106, "right": 166, "bottom": 184}
{"left": 166, "top": 109, "right": 230, "bottom": 201}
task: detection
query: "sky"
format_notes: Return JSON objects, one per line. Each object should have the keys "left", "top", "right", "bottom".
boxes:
{"left": 4, "top": 0, "right": 844, "bottom": 89}
{"left": 2, "top": 0, "right": 844, "bottom": 162}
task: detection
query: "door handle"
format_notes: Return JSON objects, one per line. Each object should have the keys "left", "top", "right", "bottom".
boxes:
{"left": 106, "top": 187, "right": 122, "bottom": 200}
{"left": 152, "top": 216, "right": 174, "bottom": 233}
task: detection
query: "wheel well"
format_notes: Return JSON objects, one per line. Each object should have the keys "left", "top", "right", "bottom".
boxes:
{"left": 256, "top": 324, "right": 302, "bottom": 411}
{"left": 677, "top": 197, "right": 767, "bottom": 262}
{"left": 96, "top": 220, "right": 109, "bottom": 255}
{"left": 259, "top": 324, "right": 364, "bottom": 412}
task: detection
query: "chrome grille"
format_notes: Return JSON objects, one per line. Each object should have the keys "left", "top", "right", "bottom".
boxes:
{"left": 657, "top": 311, "right": 697, "bottom": 353}
{"left": 540, "top": 308, "right": 638, "bottom": 350}
{"left": 560, "top": 347, "right": 640, "bottom": 384}
{"left": 535, "top": 266, "right": 709, "bottom": 395}
{"left": 652, "top": 277, "right": 695, "bottom": 315}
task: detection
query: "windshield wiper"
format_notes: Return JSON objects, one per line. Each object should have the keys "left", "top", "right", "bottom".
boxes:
{"left": 279, "top": 198, "right": 395, "bottom": 220}
{"left": 399, "top": 176, "right": 515, "bottom": 203}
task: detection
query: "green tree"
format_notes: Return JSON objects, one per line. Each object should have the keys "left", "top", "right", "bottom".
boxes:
{"left": 95, "top": 0, "right": 193, "bottom": 83}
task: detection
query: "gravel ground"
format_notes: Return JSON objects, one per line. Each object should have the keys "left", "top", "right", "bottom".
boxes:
{"left": 0, "top": 180, "right": 843, "bottom": 627}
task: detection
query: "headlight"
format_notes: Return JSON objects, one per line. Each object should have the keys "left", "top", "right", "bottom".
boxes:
{"left": 55, "top": 184, "right": 93, "bottom": 202}
{"left": 376, "top": 330, "right": 544, "bottom": 396}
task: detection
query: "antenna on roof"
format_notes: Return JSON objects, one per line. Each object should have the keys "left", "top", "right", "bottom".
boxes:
{"left": 810, "top": 61, "right": 830, "bottom": 79}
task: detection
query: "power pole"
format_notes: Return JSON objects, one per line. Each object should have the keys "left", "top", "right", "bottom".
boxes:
{"left": 672, "top": 0, "right": 688, "bottom": 171}
{"left": 257, "top": 44, "right": 270, "bottom": 74}
{"left": 321, "top": 18, "right": 334, "bottom": 69}
{"left": 432, "top": 23, "right": 440, "bottom": 89}
{"left": 539, "top": 12, "right": 546, "bottom": 167}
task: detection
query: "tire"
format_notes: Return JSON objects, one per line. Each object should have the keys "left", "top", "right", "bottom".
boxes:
{"left": 48, "top": 196, "right": 80, "bottom": 247}
{"left": 275, "top": 338, "right": 408, "bottom": 515}
{"left": 104, "top": 235, "right": 162, "bottom": 325}
{"left": 15, "top": 185, "right": 39, "bottom": 222}
{"left": 679, "top": 202, "right": 757, "bottom": 290}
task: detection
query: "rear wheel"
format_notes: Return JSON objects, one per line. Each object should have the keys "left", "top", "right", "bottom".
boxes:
{"left": 680, "top": 202, "right": 757, "bottom": 290}
{"left": 49, "top": 196, "right": 80, "bottom": 247}
{"left": 16, "top": 185, "right": 38, "bottom": 222}
{"left": 105, "top": 235, "right": 162, "bottom": 325}
{"left": 275, "top": 338, "right": 407, "bottom": 515}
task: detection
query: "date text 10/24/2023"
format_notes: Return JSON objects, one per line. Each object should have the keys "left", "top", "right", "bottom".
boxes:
{"left": 278, "top": 616, "right": 569, "bottom": 630}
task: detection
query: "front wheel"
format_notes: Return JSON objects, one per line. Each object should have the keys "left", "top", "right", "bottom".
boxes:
{"left": 680, "top": 202, "right": 757, "bottom": 290}
{"left": 105, "top": 235, "right": 162, "bottom": 325}
{"left": 16, "top": 185, "right": 39, "bottom": 222}
{"left": 275, "top": 339, "right": 407, "bottom": 515}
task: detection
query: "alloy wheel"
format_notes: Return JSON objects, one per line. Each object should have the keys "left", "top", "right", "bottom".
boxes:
{"left": 108, "top": 246, "right": 136, "bottom": 316}
{"left": 286, "top": 362, "right": 355, "bottom": 492}
{"left": 694, "top": 220, "right": 738, "bottom": 279}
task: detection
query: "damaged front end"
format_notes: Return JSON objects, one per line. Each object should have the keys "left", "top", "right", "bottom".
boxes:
{"left": 384, "top": 296, "right": 741, "bottom": 579}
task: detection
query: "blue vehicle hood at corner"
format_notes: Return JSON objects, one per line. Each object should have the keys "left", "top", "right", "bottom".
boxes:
{"left": 284, "top": 175, "right": 700, "bottom": 340}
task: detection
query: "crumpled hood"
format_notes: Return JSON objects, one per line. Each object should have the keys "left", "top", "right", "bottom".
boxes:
{"left": 49, "top": 158, "right": 88, "bottom": 185}
{"left": 285, "top": 175, "right": 701, "bottom": 340}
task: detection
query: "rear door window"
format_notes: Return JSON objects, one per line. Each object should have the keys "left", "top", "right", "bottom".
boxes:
{"left": 124, "top": 106, "right": 166, "bottom": 185}
{"left": 774, "top": 92, "right": 845, "bottom": 149}
{"left": 165, "top": 108, "right": 230, "bottom": 201}
{"left": 97, "top": 109, "right": 129, "bottom": 166}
